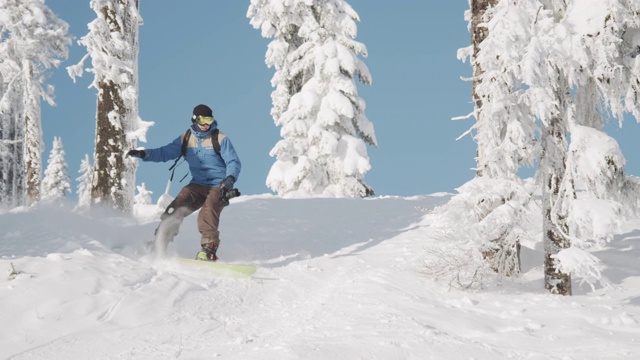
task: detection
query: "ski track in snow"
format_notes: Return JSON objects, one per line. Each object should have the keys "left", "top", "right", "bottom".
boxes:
{"left": 1, "top": 195, "right": 640, "bottom": 359}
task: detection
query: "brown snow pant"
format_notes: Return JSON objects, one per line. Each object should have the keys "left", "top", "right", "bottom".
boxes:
{"left": 156, "top": 183, "right": 226, "bottom": 247}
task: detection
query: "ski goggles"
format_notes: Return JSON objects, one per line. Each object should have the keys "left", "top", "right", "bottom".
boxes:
{"left": 195, "top": 115, "right": 215, "bottom": 126}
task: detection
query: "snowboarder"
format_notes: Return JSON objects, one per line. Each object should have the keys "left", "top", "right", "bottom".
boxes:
{"left": 127, "top": 104, "right": 241, "bottom": 261}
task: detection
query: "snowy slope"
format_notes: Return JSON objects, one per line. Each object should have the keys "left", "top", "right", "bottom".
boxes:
{"left": 1, "top": 195, "right": 640, "bottom": 359}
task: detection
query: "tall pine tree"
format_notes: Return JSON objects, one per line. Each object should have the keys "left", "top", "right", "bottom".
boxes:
{"left": 451, "top": 0, "right": 640, "bottom": 294}
{"left": 249, "top": 0, "right": 376, "bottom": 197}
{"left": 453, "top": 0, "right": 531, "bottom": 277}
{"left": 68, "top": 0, "right": 151, "bottom": 213}
{"left": 0, "top": 0, "right": 71, "bottom": 207}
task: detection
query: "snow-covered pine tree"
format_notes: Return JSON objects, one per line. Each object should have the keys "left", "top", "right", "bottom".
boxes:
{"left": 563, "top": 22, "right": 630, "bottom": 247}
{"left": 564, "top": 0, "right": 640, "bottom": 210}
{"left": 68, "top": 0, "right": 151, "bottom": 213}
{"left": 248, "top": 0, "right": 376, "bottom": 197}
{"left": 460, "top": 0, "right": 576, "bottom": 294}
{"left": 466, "top": 0, "right": 543, "bottom": 179}
{"left": 531, "top": 0, "right": 640, "bottom": 294}
{"left": 475, "top": 0, "right": 522, "bottom": 277}
{"left": 0, "top": 0, "right": 71, "bottom": 207}
{"left": 75, "top": 153, "right": 93, "bottom": 212}
{"left": 40, "top": 136, "right": 70, "bottom": 204}
{"left": 453, "top": 0, "right": 541, "bottom": 277}
{"left": 553, "top": 0, "right": 640, "bottom": 291}
{"left": 451, "top": 0, "right": 640, "bottom": 294}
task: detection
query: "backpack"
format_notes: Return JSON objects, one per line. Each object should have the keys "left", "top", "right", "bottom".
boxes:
{"left": 179, "top": 128, "right": 223, "bottom": 157}
{"left": 168, "top": 128, "right": 225, "bottom": 180}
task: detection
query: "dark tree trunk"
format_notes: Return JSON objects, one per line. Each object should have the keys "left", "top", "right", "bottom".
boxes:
{"left": 92, "top": 79, "right": 128, "bottom": 210}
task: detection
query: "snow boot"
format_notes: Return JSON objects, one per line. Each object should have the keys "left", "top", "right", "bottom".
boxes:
{"left": 195, "top": 242, "right": 219, "bottom": 261}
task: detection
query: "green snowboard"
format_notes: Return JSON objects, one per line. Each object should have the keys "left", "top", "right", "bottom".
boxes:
{"left": 178, "top": 258, "right": 257, "bottom": 277}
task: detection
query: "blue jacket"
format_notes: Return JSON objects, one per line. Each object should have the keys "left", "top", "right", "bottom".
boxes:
{"left": 142, "top": 122, "right": 241, "bottom": 187}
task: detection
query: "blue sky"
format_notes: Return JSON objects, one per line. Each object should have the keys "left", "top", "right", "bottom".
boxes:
{"left": 41, "top": 1, "right": 479, "bottom": 199}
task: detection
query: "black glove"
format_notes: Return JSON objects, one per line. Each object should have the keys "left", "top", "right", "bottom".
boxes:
{"left": 219, "top": 176, "right": 236, "bottom": 205}
{"left": 220, "top": 175, "right": 235, "bottom": 190}
{"left": 127, "top": 149, "right": 146, "bottom": 159}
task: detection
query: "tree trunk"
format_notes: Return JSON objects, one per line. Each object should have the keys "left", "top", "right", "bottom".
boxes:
{"left": 24, "top": 111, "right": 40, "bottom": 206}
{"left": 471, "top": 0, "right": 497, "bottom": 178}
{"left": 8, "top": 88, "right": 24, "bottom": 208}
{"left": 11, "top": 107, "right": 24, "bottom": 207}
{"left": 90, "top": 0, "right": 139, "bottom": 213}
{"left": 92, "top": 79, "right": 128, "bottom": 210}
{"left": 471, "top": 0, "right": 520, "bottom": 276}
{"left": 23, "top": 60, "right": 42, "bottom": 206}
{"left": 541, "top": 71, "right": 573, "bottom": 296}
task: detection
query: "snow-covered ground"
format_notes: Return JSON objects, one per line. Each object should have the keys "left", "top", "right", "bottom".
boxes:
{"left": 1, "top": 194, "right": 640, "bottom": 359}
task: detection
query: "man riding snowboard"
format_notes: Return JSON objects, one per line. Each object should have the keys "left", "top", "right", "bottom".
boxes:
{"left": 127, "top": 104, "right": 241, "bottom": 261}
